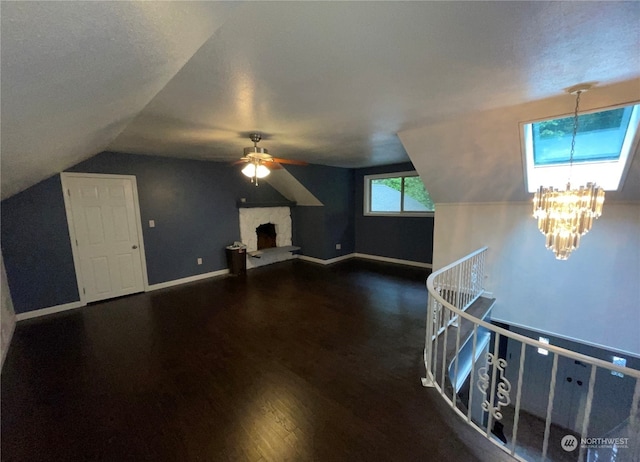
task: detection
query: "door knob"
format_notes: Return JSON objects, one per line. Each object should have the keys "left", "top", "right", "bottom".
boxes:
{"left": 132, "top": 245, "right": 138, "bottom": 249}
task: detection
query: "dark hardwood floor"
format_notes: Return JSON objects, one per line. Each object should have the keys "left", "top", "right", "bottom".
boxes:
{"left": 2, "top": 259, "right": 482, "bottom": 461}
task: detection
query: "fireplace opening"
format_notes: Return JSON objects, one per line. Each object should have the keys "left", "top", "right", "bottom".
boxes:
{"left": 256, "top": 223, "right": 277, "bottom": 250}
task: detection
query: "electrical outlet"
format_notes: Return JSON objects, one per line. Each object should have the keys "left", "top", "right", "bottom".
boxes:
{"left": 336, "top": 244, "right": 341, "bottom": 250}
{"left": 197, "top": 258, "right": 203, "bottom": 265}
{"left": 149, "top": 220, "right": 155, "bottom": 228}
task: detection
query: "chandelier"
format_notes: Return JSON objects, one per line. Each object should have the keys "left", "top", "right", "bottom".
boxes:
{"left": 532, "top": 85, "right": 605, "bottom": 260}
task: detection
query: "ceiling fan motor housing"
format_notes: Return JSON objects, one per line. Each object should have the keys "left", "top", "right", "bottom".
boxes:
{"left": 243, "top": 146, "right": 270, "bottom": 159}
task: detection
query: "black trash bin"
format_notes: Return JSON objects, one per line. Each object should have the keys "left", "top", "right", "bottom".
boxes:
{"left": 226, "top": 245, "right": 247, "bottom": 276}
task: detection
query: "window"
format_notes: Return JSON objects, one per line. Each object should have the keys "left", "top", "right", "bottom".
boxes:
{"left": 364, "top": 171, "right": 434, "bottom": 216}
{"left": 537, "top": 336, "right": 550, "bottom": 356}
{"left": 522, "top": 103, "right": 640, "bottom": 192}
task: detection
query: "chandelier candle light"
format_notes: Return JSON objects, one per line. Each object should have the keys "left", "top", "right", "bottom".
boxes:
{"left": 532, "top": 85, "right": 605, "bottom": 260}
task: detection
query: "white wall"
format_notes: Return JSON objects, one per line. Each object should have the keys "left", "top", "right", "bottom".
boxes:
{"left": 1, "top": 252, "right": 17, "bottom": 369}
{"left": 433, "top": 202, "right": 640, "bottom": 355}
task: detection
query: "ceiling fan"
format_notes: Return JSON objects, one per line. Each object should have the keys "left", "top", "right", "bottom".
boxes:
{"left": 235, "top": 133, "right": 307, "bottom": 185}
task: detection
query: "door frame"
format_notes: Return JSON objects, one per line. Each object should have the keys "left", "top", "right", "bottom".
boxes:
{"left": 60, "top": 172, "right": 150, "bottom": 306}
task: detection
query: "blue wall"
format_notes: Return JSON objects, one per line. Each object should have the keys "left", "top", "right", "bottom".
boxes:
{"left": 1, "top": 152, "right": 289, "bottom": 313}
{"left": 1, "top": 153, "right": 433, "bottom": 314}
{"left": 1, "top": 175, "right": 79, "bottom": 313}
{"left": 354, "top": 162, "right": 434, "bottom": 264}
{"left": 286, "top": 164, "right": 355, "bottom": 260}
{"left": 67, "top": 152, "right": 289, "bottom": 284}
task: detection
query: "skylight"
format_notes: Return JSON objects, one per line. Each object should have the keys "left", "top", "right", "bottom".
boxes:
{"left": 523, "top": 103, "right": 640, "bottom": 192}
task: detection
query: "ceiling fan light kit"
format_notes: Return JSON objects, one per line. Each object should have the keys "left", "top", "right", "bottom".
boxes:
{"left": 240, "top": 133, "right": 271, "bottom": 185}
{"left": 241, "top": 163, "right": 270, "bottom": 179}
{"left": 236, "top": 133, "right": 308, "bottom": 186}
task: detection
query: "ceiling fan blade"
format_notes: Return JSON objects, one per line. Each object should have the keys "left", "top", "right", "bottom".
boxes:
{"left": 268, "top": 162, "right": 284, "bottom": 170}
{"left": 271, "top": 157, "right": 308, "bottom": 166}
{"left": 232, "top": 159, "right": 249, "bottom": 165}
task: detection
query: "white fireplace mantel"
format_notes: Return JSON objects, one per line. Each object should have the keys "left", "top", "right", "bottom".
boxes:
{"left": 238, "top": 207, "right": 297, "bottom": 269}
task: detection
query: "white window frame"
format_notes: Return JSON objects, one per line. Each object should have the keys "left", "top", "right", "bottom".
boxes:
{"left": 364, "top": 170, "right": 434, "bottom": 217}
{"left": 521, "top": 103, "right": 640, "bottom": 193}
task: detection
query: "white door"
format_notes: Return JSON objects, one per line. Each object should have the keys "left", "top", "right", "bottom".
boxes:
{"left": 553, "top": 356, "right": 591, "bottom": 432}
{"left": 64, "top": 175, "right": 145, "bottom": 303}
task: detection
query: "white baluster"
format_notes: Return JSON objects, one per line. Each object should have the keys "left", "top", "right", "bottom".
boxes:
{"left": 441, "top": 306, "right": 449, "bottom": 393}
{"left": 510, "top": 342, "right": 527, "bottom": 456}
{"left": 453, "top": 318, "right": 462, "bottom": 406}
{"left": 467, "top": 325, "right": 478, "bottom": 423}
{"left": 487, "top": 336, "right": 499, "bottom": 437}
{"left": 542, "top": 353, "right": 559, "bottom": 461}
{"left": 422, "top": 289, "right": 436, "bottom": 387}
{"left": 577, "top": 364, "right": 597, "bottom": 461}
{"left": 628, "top": 378, "right": 640, "bottom": 461}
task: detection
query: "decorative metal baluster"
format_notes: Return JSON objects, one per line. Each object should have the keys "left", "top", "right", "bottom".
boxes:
{"left": 477, "top": 332, "right": 511, "bottom": 440}
{"left": 542, "top": 353, "right": 559, "bottom": 461}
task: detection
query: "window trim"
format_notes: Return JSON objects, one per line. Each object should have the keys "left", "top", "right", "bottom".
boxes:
{"left": 521, "top": 102, "right": 640, "bottom": 193}
{"left": 364, "top": 170, "right": 434, "bottom": 217}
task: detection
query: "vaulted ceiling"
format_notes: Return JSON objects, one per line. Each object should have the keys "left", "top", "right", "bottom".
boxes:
{"left": 2, "top": 1, "right": 639, "bottom": 201}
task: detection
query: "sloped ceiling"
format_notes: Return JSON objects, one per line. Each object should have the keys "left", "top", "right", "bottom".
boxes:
{"left": 2, "top": 1, "right": 639, "bottom": 201}
{"left": 1, "top": 1, "right": 239, "bottom": 199}
{"left": 400, "top": 79, "right": 640, "bottom": 203}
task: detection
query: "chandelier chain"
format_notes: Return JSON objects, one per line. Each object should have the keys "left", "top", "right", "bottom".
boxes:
{"left": 568, "top": 90, "right": 582, "bottom": 185}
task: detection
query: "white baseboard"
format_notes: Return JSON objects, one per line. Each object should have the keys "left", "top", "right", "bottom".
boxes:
{"left": 354, "top": 253, "right": 433, "bottom": 269}
{"left": 297, "top": 253, "right": 356, "bottom": 265}
{"left": 15, "top": 270, "right": 230, "bottom": 321}
{"left": 15, "top": 257, "right": 429, "bottom": 322}
{"left": 147, "top": 268, "right": 229, "bottom": 291}
{"left": 16, "top": 301, "right": 84, "bottom": 321}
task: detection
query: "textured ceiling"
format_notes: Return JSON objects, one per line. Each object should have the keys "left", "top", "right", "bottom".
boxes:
{"left": 401, "top": 79, "right": 640, "bottom": 203}
{"left": 0, "top": 1, "right": 239, "bottom": 199}
{"left": 2, "top": 1, "right": 639, "bottom": 201}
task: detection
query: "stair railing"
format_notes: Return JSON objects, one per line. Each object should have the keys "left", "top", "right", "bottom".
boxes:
{"left": 424, "top": 247, "right": 640, "bottom": 462}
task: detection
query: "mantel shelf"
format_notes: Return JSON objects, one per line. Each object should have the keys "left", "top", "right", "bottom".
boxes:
{"left": 236, "top": 201, "right": 297, "bottom": 209}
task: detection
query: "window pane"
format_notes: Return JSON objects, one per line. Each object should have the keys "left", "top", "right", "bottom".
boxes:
{"left": 532, "top": 107, "right": 632, "bottom": 166}
{"left": 403, "top": 176, "right": 434, "bottom": 211}
{"left": 371, "top": 178, "right": 401, "bottom": 211}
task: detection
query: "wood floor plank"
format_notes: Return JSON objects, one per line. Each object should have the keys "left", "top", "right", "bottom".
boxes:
{"left": 1, "top": 259, "right": 482, "bottom": 461}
